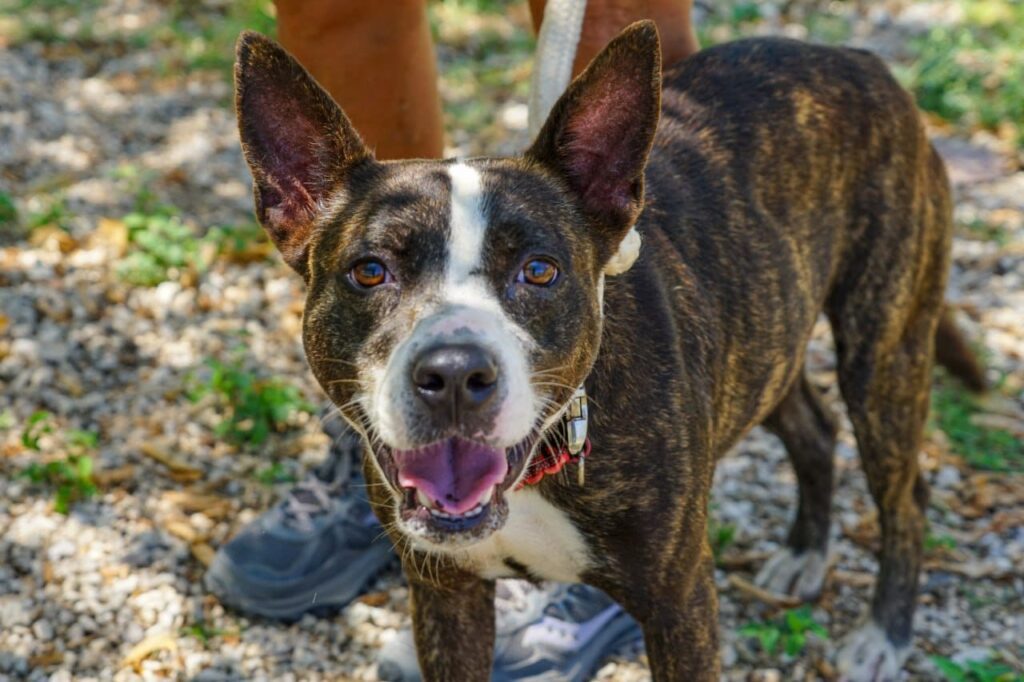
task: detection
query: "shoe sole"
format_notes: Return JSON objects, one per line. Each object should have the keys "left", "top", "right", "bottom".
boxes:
{"left": 205, "top": 540, "right": 395, "bottom": 621}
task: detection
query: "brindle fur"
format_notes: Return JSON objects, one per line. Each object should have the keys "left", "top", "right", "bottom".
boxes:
{"left": 235, "top": 24, "right": 983, "bottom": 681}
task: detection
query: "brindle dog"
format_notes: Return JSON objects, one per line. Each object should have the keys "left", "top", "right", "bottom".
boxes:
{"left": 233, "top": 23, "right": 983, "bottom": 681}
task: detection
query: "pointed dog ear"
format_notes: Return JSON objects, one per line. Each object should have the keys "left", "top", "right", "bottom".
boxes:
{"left": 234, "top": 31, "right": 372, "bottom": 276}
{"left": 525, "top": 21, "right": 661, "bottom": 274}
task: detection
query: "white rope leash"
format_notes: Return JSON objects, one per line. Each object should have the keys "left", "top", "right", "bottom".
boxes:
{"left": 526, "top": 0, "right": 642, "bottom": 277}
{"left": 527, "top": 0, "right": 588, "bottom": 138}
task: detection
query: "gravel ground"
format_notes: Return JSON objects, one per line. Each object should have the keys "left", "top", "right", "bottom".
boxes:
{"left": 1, "top": 1, "right": 1022, "bottom": 680}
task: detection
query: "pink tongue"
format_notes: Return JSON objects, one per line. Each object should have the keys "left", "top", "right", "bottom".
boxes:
{"left": 393, "top": 438, "right": 508, "bottom": 515}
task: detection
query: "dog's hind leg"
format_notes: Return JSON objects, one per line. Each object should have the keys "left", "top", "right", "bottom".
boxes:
{"left": 755, "top": 370, "right": 838, "bottom": 601}
{"left": 829, "top": 303, "right": 936, "bottom": 681}
{"left": 826, "top": 159, "right": 950, "bottom": 679}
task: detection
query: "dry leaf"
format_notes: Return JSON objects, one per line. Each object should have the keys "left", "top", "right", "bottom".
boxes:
{"left": 28, "top": 225, "right": 77, "bottom": 253}
{"left": 139, "top": 442, "right": 203, "bottom": 479}
{"left": 161, "top": 490, "right": 231, "bottom": 519}
{"left": 120, "top": 633, "right": 178, "bottom": 671}
{"left": 90, "top": 218, "right": 129, "bottom": 256}
{"left": 191, "top": 542, "right": 215, "bottom": 567}
{"left": 357, "top": 591, "right": 390, "bottom": 607}
{"left": 28, "top": 649, "right": 63, "bottom": 668}
{"left": 163, "top": 519, "right": 198, "bottom": 543}
{"left": 93, "top": 465, "right": 136, "bottom": 487}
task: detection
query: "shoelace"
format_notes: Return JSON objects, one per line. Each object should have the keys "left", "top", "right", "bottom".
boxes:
{"left": 278, "top": 435, "right": 366, "bottom": 533}
{"left": 280, "top": 479, "right": 338, "bottom": 533}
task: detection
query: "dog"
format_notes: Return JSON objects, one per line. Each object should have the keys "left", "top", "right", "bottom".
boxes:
{"left": 233, "top": 22, "right": 984, "bottom": 681}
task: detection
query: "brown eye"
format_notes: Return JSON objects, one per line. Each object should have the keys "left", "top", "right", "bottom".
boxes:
{"left": 518, "top": 258, "right": 559, "bottom": 286}
{"left": 350, "top": 259, "right": 391, "bottom": 288}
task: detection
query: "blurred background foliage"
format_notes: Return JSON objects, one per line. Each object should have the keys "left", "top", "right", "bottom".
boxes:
{"left": 0, "top": 0, "right": 1021, "bottom": 155}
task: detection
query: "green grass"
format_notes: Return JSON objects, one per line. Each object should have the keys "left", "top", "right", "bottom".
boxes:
{"left": 255, "top": 461, "right": 297, "bottom": 486}
{"left": 898, "top": 0, "right": 1024, "bottom": 145}
{"left": 925, "top": 531, "right": 958, "bottom": 552}
{"left": 18, "top": 414, "right": 99, "bottom": 515}
{"left": 931, "top": 379, "right": 1024, "bottom": 472}
{"left": 183, "top": 621, "right": 223, "bottom": 648}
{"left": 0, "top": 191, "right": 17, "bottom": 228}
{"left": 26, "top": 194, "right": 72, "bottom": 232}
{"left": 111, "top": 166, "right": 271, "bottom": 282}
{"left": 188, "top": 348, "right": 315, "bottom": 447}
{"left": 933, "top": 653, "right": 1024, "bottom": 682}
{"left": 739, "top": 606, "right": 828, "bottom": 658}
{"left": 707, "top": 504, "right": 737, "bottom": 561}
{"left": 204, "top": 222, "right": 273, "bottom": 264}
{"left": 20, "top": 410, "right": 53, "bottom": 451}
{"left": 162, "top": 0, "right": 276, "bottom": 73}
{"left": 958, "top": 218, "right": 1011, "bottom": 247}
{"left": 116, "top": 208, "right": 202, "bottom": 286}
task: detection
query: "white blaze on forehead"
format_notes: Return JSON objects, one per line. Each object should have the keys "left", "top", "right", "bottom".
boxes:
{"left": 446, "top": 162, "right": 487, "bottom": 287}
{"left": 370, "top": 159, "right": 538, "bottom": 451}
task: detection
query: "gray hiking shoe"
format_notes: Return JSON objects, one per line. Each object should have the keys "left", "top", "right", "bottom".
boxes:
{"left": 377, "top": 581, "right": 644, "bottom": 681}
{"left": 204, "top": 415, "right": 394, "bottom": 621}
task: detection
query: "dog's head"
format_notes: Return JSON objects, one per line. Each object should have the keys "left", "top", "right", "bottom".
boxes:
{"left": 235, "top": 22, "right": 661, "bottom": 549}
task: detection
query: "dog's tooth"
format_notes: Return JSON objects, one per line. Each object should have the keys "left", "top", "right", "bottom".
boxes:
{"left": 476, "top": 486, "right": 495, "bottom": 507}
{"left": 416, "top": 490, "right": 432, "bottom": 509}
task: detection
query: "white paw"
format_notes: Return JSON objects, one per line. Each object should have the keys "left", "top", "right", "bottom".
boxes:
{"left": 754, "top": 548, "right": 830, "bottom": 601}
{"left": 836, "top": 622, "right": 910, "bottom": 682}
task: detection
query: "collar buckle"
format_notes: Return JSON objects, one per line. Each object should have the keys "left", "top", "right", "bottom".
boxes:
{"left": 563, "top": 387, "right": 588, "bottom": 455}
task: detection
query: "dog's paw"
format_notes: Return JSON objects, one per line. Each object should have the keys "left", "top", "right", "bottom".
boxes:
{"left": 754, "top": 548, "right": 829, "bottom": 601}
{"left": 836, "top": 622, "right": 910, "bottom": 682}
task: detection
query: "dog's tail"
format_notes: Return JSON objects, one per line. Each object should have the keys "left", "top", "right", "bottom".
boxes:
{"left": 935, "top": 307, "right": 987, "bottom": 393}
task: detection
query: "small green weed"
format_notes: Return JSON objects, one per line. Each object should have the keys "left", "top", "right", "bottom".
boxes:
{"left": 0, "top": 191, "right": 18, "bottom": 228}
{"left": 205, "top": 222, "right": 273, "bottom": 264}
{"left": 899, "top": 0, "right": 1024, "bottom": 145}
{"left": 931, "top": 380, "right": 1024, "bottom": 472}
{"left": 19, "top": 417, "right": 99, "bottom": 515}
{"left": 958, "top": 218, "right": 1010, "bottom": 247}
{"left": 26, "top": 194, "right": 72, "bottom": 232}
{"left": 255, "top": 461, "right": 297, "bottom": 486}
{"left": 707, "top": 511, "right": 737, "bottom": 561}
{"left": 164, "top": 0, "right": 276, "bottom": 73}
{"left": 21, "top": 410, "right": 53, "bottom": 451}
{"left": 933, "top": 653, "right": 1023, "bottom": 682}
{"left": 116, "top": 208, "right": 202, "bottom": 286}
{"left": 739, "top": 606, "right": 828, "bottom": 658}
{"left": 188, "top": 348, "right": 315, "bottom": 447}
{"left": 183, "top": 621, "right": 223, "bottom": 648}
{"left": 925, "top": 532, "right": 958, "bottom": 552}
{"left": 111, "top": 164, "right": 177, "bottom": 216}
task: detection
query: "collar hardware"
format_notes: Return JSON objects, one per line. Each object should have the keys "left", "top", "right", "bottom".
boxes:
{"left": 518, "top": 387, "right": 590, "bottom": 489}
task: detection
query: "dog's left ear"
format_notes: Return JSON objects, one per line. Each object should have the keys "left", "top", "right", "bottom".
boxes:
{"left": 526, "top": 20, "right": 661, "bottom": 275}
{"left": 235, "top": 31, "right": 372, "bottom": 277}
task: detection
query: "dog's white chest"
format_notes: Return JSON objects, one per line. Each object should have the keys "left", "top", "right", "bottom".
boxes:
{"left": 454, "top": 488, "right": 592, "bottom": 582}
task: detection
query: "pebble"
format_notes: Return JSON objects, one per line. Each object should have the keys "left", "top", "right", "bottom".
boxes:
{"left": 32, "top": 619, "right": 55, "bottom": 641}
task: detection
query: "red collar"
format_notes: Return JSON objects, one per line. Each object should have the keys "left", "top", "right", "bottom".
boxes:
{"left": 517, "top": 438, "right": 591, "bottom": 489}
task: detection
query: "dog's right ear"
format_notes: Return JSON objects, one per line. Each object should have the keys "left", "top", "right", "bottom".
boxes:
{"left": 235, "top": 31, "right": 372, "bottom": 276}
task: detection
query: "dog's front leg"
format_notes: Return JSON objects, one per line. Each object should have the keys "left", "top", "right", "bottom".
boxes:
{"left": 409, "top": 572, "right": 495, "bottom": 681}
{"left": 627, "top": 551, "right": 721, "bottom": 682}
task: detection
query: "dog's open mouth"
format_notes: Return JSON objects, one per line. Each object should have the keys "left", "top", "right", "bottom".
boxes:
{"left": 384, "top": 434, "right": 536, "bottom": 539}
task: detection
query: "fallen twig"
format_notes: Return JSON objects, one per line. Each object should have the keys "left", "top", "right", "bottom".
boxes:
{"left": 727, "top": 574, "right": 801, "bottom": 609}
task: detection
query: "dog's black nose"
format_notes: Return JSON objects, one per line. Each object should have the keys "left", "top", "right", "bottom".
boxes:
{"left": 412, "top": 344, "right": 499, "bottom": 417}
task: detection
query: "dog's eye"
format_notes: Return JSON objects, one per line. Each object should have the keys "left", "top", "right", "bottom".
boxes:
{"left": 518, "top": 258, "right": 559, "bottom": 286}
{"left": 350, "top": 259, "right": 391, "bottom": 288}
